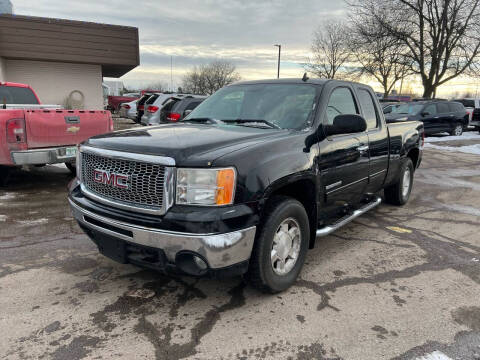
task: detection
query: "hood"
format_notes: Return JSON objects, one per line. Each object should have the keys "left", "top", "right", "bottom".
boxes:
{"left": 85, "top": 123, "right": 289, "bottom": 166}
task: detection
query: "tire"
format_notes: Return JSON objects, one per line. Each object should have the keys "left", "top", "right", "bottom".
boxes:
{"left": 450, "top": 123, "right": 463, "bottom": 136}
{"left": 65, "top": 162, "right": 76, "bottom": 175}
{"left": 0, "top": 166, "right": 11, "bottom": 186}
{"left": 247, "top": 196, "right": 310, "bottom": 293}
{"left": 384, "top": 158, "right": 414, "bottom": 206}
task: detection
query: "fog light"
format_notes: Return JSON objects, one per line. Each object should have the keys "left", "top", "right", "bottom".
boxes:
{"left": 175, "top": 252, "right": 209, "bottom": 276}
{"left": 194, "top": 255, "right": 208, "bottom": 270}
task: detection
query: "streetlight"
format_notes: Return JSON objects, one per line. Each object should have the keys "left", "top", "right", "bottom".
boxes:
{"left": 274, "top": 44, "right": 281, "bottom": 78}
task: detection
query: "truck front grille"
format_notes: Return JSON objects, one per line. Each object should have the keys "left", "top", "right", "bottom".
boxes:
{"left": 81, "top": 152, "right": 166, "bottom": 211}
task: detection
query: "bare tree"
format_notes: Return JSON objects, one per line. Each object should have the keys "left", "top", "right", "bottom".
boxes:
{"left": 349, "top": 0, "right": 480, "bottom": 98}
{"left": 348, "top": 12, "right": 412, "bottom": 97}
{"left": 182, "top": 60, "right": 241, "bottom": 95}
{"left": 304, "top": 20, "right": 352, "bottom": 79}
{"left": 144, "top": 81, "right": 168, "bottom": 92}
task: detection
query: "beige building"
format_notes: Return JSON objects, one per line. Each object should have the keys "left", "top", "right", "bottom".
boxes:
{"left": 0, "top": 14, "right": 139, "bottom": 109}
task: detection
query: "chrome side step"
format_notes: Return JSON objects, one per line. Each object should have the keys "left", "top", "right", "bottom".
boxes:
{"left": 316, "top": 196, "right": 382, "bottom": 237}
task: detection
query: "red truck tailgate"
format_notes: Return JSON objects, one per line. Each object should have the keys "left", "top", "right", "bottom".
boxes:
{"left": 25, "top": 109, "right": 112, "bottom": 148}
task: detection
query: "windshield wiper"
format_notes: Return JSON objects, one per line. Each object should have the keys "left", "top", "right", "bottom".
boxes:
{"left": 221, "top": 119, "right": 281, "bottom": 129}
{"left": 182, "top": 117, "right": 222, "bottom": 125}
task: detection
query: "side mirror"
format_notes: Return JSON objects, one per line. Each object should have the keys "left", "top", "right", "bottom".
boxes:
{"left": 421, "top": 111, "right": 430, "bottom": 117}
{"left": 184, "top": 109, "right": 193, "bottom": 117}
{"left": 326, "top": 114, "right": 367, "bottom": 136}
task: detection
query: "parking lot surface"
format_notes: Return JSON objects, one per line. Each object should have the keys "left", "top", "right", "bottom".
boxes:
{"left": 0, "top": 133, "right": 479, "bottom": 360}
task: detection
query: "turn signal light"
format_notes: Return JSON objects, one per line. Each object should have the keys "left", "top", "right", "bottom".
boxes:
{"left": 147, "top": 106, "right": 159, "bottom": 113}
{"left": 166, "top": 112, "right": 181, "bottom": 122}
{"left": 216, "top": 168, "right": 236, "bottom": 205}
{"left": 6, "top": 118, "right": 27, "bottom": 150}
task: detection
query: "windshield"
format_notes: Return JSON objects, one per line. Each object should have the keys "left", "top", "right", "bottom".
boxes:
{"left": 0, "top": 86, "right": 39, "bottom": 104}
{"left": 184, "top": 83, "right": 319, "bottom": 130}
{"left": 391, "top": 103, "right": 424, "bottom": 115}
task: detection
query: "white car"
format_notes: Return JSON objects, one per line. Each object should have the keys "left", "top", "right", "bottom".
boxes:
{"left": 453, "top": 98, "right": 480, "bottom": 130}
{"left": 119, "top": 100, "right": 138, "bottom": 120}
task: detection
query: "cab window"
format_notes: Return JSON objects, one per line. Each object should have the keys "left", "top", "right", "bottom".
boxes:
{"left": 358, "top": 89, "right": 379, "bottom": 129}
{"left": 326, "top": 87, "right": 359, "bottom": 125}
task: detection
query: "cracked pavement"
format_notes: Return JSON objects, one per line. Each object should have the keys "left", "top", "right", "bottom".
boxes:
{"left": 0, "top": 136, "right": 479, "bottom": 360}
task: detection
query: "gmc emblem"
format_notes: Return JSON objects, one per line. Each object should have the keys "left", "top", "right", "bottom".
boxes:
{"left": 93, "top": 169, "right": 129, "bottom": 189}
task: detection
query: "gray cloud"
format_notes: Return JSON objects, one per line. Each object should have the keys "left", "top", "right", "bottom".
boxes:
{"left": 12, "top": 0, "right": 346, "bottom": 87}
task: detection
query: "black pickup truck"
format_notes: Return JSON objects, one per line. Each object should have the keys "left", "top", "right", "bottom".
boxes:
{"left": 68, "top": 78, "right": 424, "bottom": 293}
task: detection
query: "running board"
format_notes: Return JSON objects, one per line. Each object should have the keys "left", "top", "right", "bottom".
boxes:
{"left": 316, "top": 196, "right": 382, "bottom": 237}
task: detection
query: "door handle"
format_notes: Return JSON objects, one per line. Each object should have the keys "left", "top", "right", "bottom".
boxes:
{"left": 357, "top": 145, "right": 369, "bottom": 152}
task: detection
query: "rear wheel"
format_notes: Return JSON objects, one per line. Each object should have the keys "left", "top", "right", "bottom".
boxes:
{"left": 65, "top": 162, "right": 76, "bottom": 175}
{"left": 450, "top": 123, "right": 463, "bottom": 136}
{"left": 384, "top": 158, "right": 414, "bottom": 206}
{"left": 0, "top": 166, "right": 11, "bottom": 186}
{"left": 247, "top": 196, "right": 310, "bottom": 293}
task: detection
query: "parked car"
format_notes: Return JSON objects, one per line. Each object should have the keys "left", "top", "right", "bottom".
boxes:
{"left": 69, "top": 78, "right": 423, "bottom": 293}
{"left": 165, "top": 96, "right": 206, "bottom": 122}
{"left": 144, "top": 95, "right": 206, "bottom": 125}
{"left": 135, "top": 93, "right": 159, "bottom": 124}
{"left": 385, "top": 100, "right": 468, "bottom": 136}
{"left": 119, "top": 100, "right": 137, "bottom": 121}
{"left": 452, "top": 98, "right": 480, "bottom": 132}
{"left": 107, "top": 94, "right": 140, "bottom": 113}
{"left": 383, "top": 102, "right": 405, "bottom": 114}
{"left": 140, "top": 94, "right": 195, "bottom": 126}
{"left": 0, "top": 82, "right": 113, "bottom": 184}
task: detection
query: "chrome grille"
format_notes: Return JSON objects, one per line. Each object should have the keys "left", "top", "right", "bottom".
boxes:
{"left": 81, "top": 152, "right": 165, "bottom": 210}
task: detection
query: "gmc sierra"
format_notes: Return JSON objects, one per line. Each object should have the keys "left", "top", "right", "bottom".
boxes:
{"left": 68, "top": 78, "right": 424, "bottom": 293}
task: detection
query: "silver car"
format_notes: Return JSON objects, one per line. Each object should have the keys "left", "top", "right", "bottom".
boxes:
{"left": 141, "top": 94, "right": 193, "bottom": 126}
{"left": 119, "top": 100, "right": 138, "bottom": 120}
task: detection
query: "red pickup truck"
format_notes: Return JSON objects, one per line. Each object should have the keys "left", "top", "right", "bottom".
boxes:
{"left": 0, "top": 82, "right": 113, "bottom": 183}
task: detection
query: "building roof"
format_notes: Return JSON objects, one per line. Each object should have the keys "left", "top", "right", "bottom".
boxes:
{"left": 0, "top": 14, "right": 139, "bottom": 77}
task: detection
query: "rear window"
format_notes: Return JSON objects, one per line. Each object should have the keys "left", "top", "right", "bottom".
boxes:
{"left": 0, "top": 86, "right": 39, "bottom": 104}
{"left": 449, "top": 102, "right": 465, "bottom": 113}
{"left": 453, "top": 99, "right": 475, "bottom": 108}
{"left": 160, "top": 99, "right": 181, "bottom": 122}
{"left": 146, "top": 94, "right": 159, "bottom": 105}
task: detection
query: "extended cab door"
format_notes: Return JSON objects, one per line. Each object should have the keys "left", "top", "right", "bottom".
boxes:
{"left": 355, "top": 86, "right": 389, "bottom": 192}
{"left": 318, "top": 86, "right": 370, "bottom": 215}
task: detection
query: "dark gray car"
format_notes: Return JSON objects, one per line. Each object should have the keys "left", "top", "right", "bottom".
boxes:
{"left": 385, "top": 100, "right": 468, "bottom": 136}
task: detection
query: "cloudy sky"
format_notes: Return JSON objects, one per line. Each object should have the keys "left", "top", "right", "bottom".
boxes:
{"left": 9, "top": 0, "right": 480, "bottom": 96}
{"left": 11, "top": 0, "right": 346, "bottom": 89}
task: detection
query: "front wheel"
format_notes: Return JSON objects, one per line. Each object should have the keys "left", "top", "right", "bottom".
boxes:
{"left": 450, "top": 123, "right": 463, "bottom": 136}
{"left": 247, "top": 196, "right": 310, "bottom": 293}
{"left": 384, "top": 158, "right": 414, "bottom": 206}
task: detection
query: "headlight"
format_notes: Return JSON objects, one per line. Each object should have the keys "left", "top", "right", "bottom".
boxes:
{"left": 396, "top": 117, "right": 409, "bottom": 121}
{"left": 176, "top": 168, "right": 236, "bottom": 206}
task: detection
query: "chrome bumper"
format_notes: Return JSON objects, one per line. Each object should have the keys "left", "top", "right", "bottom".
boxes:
{"left": 11, "top": 147, "right": 76, "bottom": 165}
{"left": 69, "top": 199, "right": 256, "bottom": 269}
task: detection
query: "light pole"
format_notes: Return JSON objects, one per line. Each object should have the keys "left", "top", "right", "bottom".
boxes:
{"left": 274, "top": 44, "right": 281, "bottom": 78}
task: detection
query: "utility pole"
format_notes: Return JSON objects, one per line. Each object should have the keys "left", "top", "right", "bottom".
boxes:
{"left": 274, "top": 44, "right": 281, "bottom": 78}
{"left": 170, "top": 56, "right": 173, "bottom": 92}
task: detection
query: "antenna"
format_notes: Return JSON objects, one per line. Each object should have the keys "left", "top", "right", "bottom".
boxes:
{"left": 302, "top": 73, "right": 309, "bottom": 82}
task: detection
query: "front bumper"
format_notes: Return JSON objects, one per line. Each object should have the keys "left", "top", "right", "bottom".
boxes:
{"left": 69, "top": 198, "right": 256, "bottom": 272}
{"left": 11, "top": 146, "right": 76, "bottom": 165}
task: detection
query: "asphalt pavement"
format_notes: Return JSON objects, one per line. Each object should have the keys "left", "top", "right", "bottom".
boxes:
{"left": 0, "top": 132, "right": 479, "bottom": 360}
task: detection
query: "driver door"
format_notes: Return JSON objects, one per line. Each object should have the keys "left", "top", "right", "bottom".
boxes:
{"left": 318, "top": 86, "right": 370, "bottom": 215}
